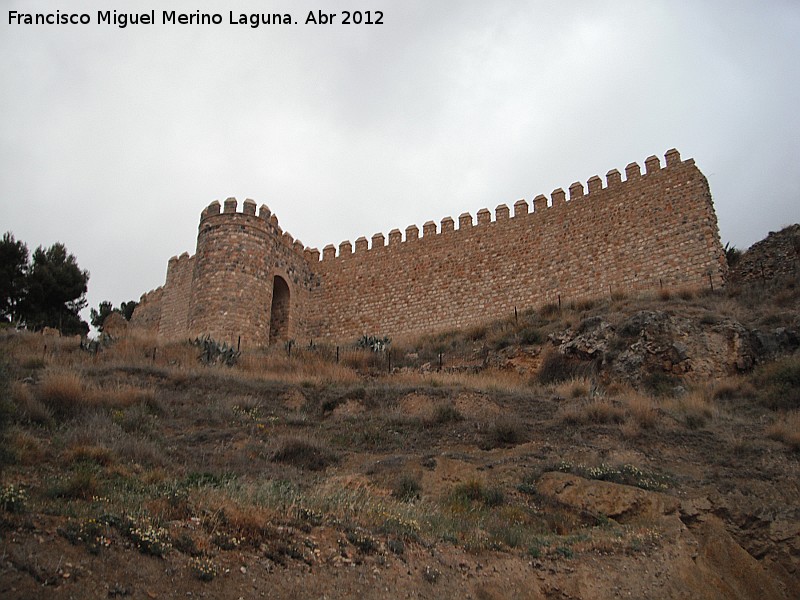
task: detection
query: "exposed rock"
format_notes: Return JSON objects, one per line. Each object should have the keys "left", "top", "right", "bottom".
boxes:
{"left": 729, "top": 224, "right": 800, "bottom": 285}
{"left": 549, "top": 310, "right": 798, "bottom": 387}
{"left": 536, "top": 473, "right": 791, "bottom": 600}
{"left": 536, "top": 471, "right": 680, "bottom": 523}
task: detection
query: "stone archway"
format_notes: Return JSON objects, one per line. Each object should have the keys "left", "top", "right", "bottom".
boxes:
{"left": 269, "top": 275, "right": 290, "bottom": 344}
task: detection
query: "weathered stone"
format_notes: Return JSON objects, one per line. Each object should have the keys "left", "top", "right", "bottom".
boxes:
{"left": 536, "top": 471, "right": 680, "bottom": 522}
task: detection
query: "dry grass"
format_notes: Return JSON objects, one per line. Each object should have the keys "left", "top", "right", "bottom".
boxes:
{"left": 710, "top": 377, "right": 755, "bottom": 402}
{"left": 271, "top": 437, "right": 338, "bottom": 471}
{"left": 390, "top": 368, "right": 532, "bottom": 394}
{"left": 552, "top": 377, "right": 592, "bottom": 399}
{"left": 10, "top": 381, "right": 52, "bottom": 425}
{"left": 193, "top": 490, "right": 279, "bottom": 545}
{"left": 619, "top": 391, "right": 660, "bottom": 429}
{"left": 63, "top": 444, "right": 114, "bottom": 467}
{"left": 537, "top": 351, "right": 594, "bottom": 385}
{"left": 668, "top": 391, "right": 718, "bottom": 429}
{"left": 37, "top": 370, "right": 91, "bottom": 418}
{"left": 766, "top": 411, "right": 800, "bottom": 450}
{"left": 560, "top": 399, "right": 625, "bottom": 425}
{"left": 94, "top": 384, "right": 158, "bottom": 410}
{"left": 6, "top": 428, "right": 46, "bottom": 464}
{"left": 238, "top": 350, "right": 360, "bottom": 385}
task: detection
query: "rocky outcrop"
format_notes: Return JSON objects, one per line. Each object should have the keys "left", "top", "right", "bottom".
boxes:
{"left": 536, "top": 472, "right": 791, "bottom": 600}
{"left": 730, "top": 224, "right": 800, "bottom": 285}
{"left": 536, "top": 471, "right": 680, "bottom": 523}
{"left": 550, "top": 310, "right": 798, "bottom": 385}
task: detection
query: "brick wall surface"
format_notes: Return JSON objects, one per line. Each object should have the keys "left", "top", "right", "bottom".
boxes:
{"left": 159, "top": 253, "right": 194, "bottom": 339}
{"left": 129, "top": 287, "right": 163, "bottom": 333}
{"left": 132, "top": 150, "right": 727, "bottom": 346}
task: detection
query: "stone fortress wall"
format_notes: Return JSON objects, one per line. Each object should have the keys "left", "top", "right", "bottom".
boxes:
{"left": 130, "top": 149, "right": 728, "bottom": 347}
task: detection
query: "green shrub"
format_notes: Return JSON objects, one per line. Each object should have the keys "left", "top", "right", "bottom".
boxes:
{"left": 122, "top": 516, "right": 171, "bottom": 557}
{"left": 58, "top": 517, "right": 112, "bottom": 554}
{"left": 553, "top": 461, "right": 671, "bottom": 492}
{"left": 189, "top": 557, "right": 217, "bottom": 581}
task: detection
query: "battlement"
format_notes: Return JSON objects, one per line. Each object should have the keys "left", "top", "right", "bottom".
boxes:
{"left": 317, "top": 149, "right": 688, "bottom": 260}
{"left": 199, "top": 197, "right": 314, "bottom": 260}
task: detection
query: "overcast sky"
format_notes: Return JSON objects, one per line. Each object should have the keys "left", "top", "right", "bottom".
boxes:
{"left": 2, "top": 0, "right": 799, "bottom": 325}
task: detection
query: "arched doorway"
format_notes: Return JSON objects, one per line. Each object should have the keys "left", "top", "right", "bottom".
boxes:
{"left": 269, "top": 275, "right": 290, "bottom": 344}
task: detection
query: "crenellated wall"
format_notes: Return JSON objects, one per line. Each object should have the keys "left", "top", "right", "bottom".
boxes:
{"left": 129, "top": 286, "right": 163, "bottom": 334}
{"left": 132, "top": 149, "right": 727, "bottom": 346}
{"left": 184, "top": 198, "right": 317, "bottom": 347}
{"left": 159, "top": 253, "right": 194, "bottom": 339}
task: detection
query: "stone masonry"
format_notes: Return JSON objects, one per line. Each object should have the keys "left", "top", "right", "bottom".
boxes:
{"left": 130, "top": 149, "right": 728, "bottom": 347}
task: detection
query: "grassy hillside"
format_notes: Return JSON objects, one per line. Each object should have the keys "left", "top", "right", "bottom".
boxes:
{"left": 1, "top": 227, "right": 798, "bottom": 599}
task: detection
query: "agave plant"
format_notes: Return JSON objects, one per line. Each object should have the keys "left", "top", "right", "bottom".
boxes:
{"left": 192, "top": 334, "right": 240, "bottom": 366}
{"left": 356, "top": 334, "right": 391, "bottom": 353}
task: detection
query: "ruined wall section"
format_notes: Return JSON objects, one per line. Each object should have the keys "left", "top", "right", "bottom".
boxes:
{"left": 186, "top": 198, "right": 317, "bottom": 348}
{"left": 129, "top": 286, "right": 163, "bottom": 334}
{"left": 158, "top": 253, "right": 195, "bottom": 339}
{"left": 307, "top": 149, "right": 727, "bottom": 342}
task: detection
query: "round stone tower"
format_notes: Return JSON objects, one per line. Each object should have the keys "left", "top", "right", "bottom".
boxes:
{"left": 188, "top": 197, "right": 310, "bottom": 348}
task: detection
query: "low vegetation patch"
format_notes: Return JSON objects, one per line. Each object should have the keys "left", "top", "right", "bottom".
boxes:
{"left": 766, "top": 411, "right": 800, "bottom": 451}
{"left": 537, "top": 352, "right": 594, "bottom": 385}
{"left": 560, "top": 399, "right": 625, "bottom": 425}
{"left": 271, "top": 437, "right": 338, "bottom": 471}
{"left": 446, "top": 480, "right": 505, "bottom": 509}
{"left": 752, "top": 355, "right": 800, "bottom": 410}
{"left": 482, "top": 418, "right": 526, "bottom": 448}
{"left": 552, "top": 461, "right": 671, "bottom": 492}
{"left": 38, "top": 370, "right": 89, "bottom": 418}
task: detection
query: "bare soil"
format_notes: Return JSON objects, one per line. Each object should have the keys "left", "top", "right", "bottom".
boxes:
{"left": 1, "top": 337, "right": 798, "bottom": 599}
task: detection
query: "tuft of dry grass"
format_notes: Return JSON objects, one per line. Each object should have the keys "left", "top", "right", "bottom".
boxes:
{"left": 751, "top": 355, "right": 800, "bottom": 410}
{"left": 560, "top": 399, "right": 625, "bottom": 425}
{"left": 238, "top": 350, "right": 360, "bottom": 385}
{"left": 619, "top": 391, "right": 660, "bottom": 429}
{"left": 710, "top": 377, "right": 755, "bottom": 402}
{"left": 482, "top": 418, "right": 526, "bottom": 448}
{"left": 6, "top": 428, "right": 46, "bottom": 464}
{"left": 11, "top": 381, "right": 52, "bottom": 425}
{"left": 37, "top": 370, "right": 91, "bottom": 418}
{"left": 552, "top": 377, "right": 592, "bottom": 399}
{"left": 63, "top": 444, "right": 114, "bottom": 467}
{"left": 766, "top": 412, "right": 800, "bottom": 451}
{"left": 272, "top": 437, "right": 338, "bottom": 471}
{"left": 428, "top": 403, "right": 463, "bottom": 425}
{"left": 668, "top": 391, "right": 717, "bottom": 429}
